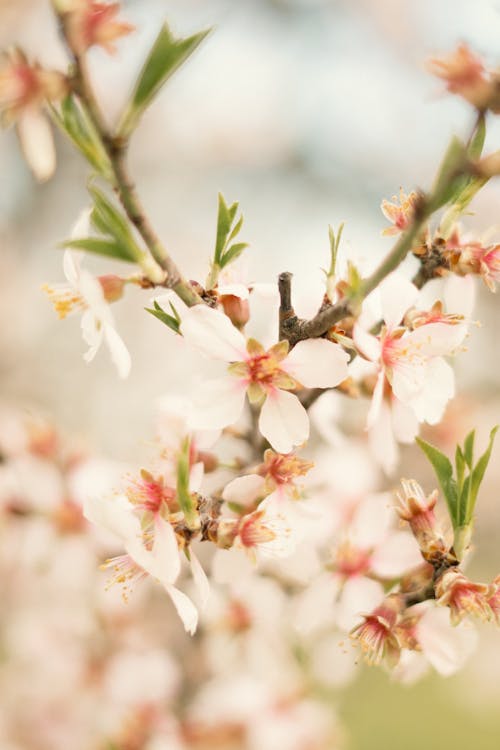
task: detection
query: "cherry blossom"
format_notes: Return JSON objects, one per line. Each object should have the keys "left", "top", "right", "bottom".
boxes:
{"left": 178, "top": 304, "right": 349, "bottom": 453}
{"left": 43, "top": 249, "right": 131, "bottom": 379}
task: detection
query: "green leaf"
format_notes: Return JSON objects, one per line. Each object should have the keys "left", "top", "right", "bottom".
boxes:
{"left": 430, "top": 135, "right": 469, "bottom": 212}
{"left": 416, "top": 436, "right": 458, "bottom": 525}
{"left": 214, "top": 193, "right": 234, "bottom": 264}
{"left": 467, "top": 426, "right": 499, "bottom": 522}
{"left": 455, "top": 445, "right": 465, "bottom": 491}
{"left": 219, "top": 242, "right": 248, "bottom": 268}
{"left": 145, "top": 300, "right": 180, "bottom": 333}
{"left": 50, "top": 96, "right": 113, "bottom": 178}
{"left": 463, "top": 430, "right": 475, "bottom": 468}
{"left": 468, "top": 114, "right": 486, "bottom": 161}
{"left": 63, "top": 237, "right": 136, "bottom": 262}
{"left": 119, "top": 24, "right": 211, "bottom": 137}
{"left": 88, "top": 185, "right": 134, "bottom": 246}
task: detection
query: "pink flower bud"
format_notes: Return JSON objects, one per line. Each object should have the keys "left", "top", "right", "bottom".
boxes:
{"left": 380, "top": 189, "right": 419, "bottom": 236}
{"left": 98, "top": 274, "right": 126, "bottom": 303}
{"left": 0, "top": 49, "right": 67, "bottom": 125}
{"left": 397, "top": 480, "right": 447, "bottom": 561}
{"left": 220, "top": 294, "right": 250, "bottom": 329}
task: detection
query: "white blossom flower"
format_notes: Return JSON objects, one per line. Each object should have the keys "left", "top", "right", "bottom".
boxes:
{"left": 178, "top": 304, "right": 349, "bottom": 453}
{"left": 43, "top": 250, "right": 131, "bottom": 379}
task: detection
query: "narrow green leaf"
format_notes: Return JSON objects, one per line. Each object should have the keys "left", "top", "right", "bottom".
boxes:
{"left": 63, "top": 237, "right": 136, "bottom": 262}
{"left": 430, "top": 136, "right": 469, "bottom": 212}
{"left": 145, "top": 301, "right": 180, "bottom": 333}
{"left": 466, "top": 426, "right": 499, "bottom": 523}
{"left": 214, "top": 193, "right": 232, "bottom": 264}
{"left": 468, "top": 114, "right": 486, "bottom": 161}
{"left": 220, "top": 242, "right": 248, "bottom": 268}
{"left": 455, "top": 444, "right": 465, "bottom": 492}
{"left": 88, "top": 185, "right": 134, "bottom": 246}
{"left": 416, "top": 436, "right": 458, "bottom": 525}
{"left": 50, "top": 96, "right": 113, "bottom": 178}
{"left": 119, "top": 24, "right": 211, "bottom": 137}
{"left": 463, "top": 430, "right": 475, "bottom": 468}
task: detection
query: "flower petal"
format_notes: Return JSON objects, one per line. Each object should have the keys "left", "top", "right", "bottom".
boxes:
{"left": 190, "top": 550, "right": 210, "bottom": 610}
{"left": 353, "top": 323, "right": 382, "bottom": 362}
{"left": 417, "top": 605, "right": 478, "bottom": 676}
{"left": 188, "top": 376, "right": 247, "bottom": 431}
{"left": 380, "top": 274, "right": 419, "bottom": 329}
{"left": 152, "top": 516, "right": 181, "bottom": 584}
{"left": 180, "top": 305, "right": 247, "bottom": 361}
{"left": 17, "top": 109, "right": 56, "bottom": 182}
{"left": 259, "top": 390, "right": 309, "bottom": 453}
{"left": 371, "top": 531, "right": 422, "bottom": 578}
{"left": 104, "top": 324, "right": 131, "bottom": 379}
{"left": 164, "top": 583, "right": 199, "bottom": 635}
{"left": 222, "top": 474, "right": 266, "bottom": 506}
{"left": 282, "top": 338, "right": 349, "bottom": 388}
{"left": 410, "top": 358, "right": 454, "bottom": 424}
{"left": 84, "top": 493, "right": 140, "bottom": 542}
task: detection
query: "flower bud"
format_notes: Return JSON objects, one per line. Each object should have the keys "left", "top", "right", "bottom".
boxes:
{"left": 98, "top": 274, "right": 126, "bottom": 303}
{"left": 397, "top": 480, "right": 447, "bottom": 562}
{"left": 220, "top": 294, "right": 250, "bottom": 329}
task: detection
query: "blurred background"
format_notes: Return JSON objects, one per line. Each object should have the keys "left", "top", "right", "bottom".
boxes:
{"left": 2, "top": 1, "right": 500, "bottom": 748}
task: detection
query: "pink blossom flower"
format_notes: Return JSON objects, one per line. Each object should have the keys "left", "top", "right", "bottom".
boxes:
{"left": 179, "top": 304, "right": 349, "bottom": 453}
{"left": 351, "top": 595, "right": 403, "bottom": 667}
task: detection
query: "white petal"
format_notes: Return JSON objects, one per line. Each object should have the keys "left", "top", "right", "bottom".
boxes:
{"left": 180, "top": 305, "right": 247, "bottom": 361}
{"left": 190, "top": 551, "right": 210, "bottom": 610}
{"left": 188, "top": 376, "right": 247, "bottom": 431}
{"left": 366, "top": 370, "right": 385, "bottom": 430}
{"left": 152, "top": 516, "right": 181, "bottom": 584}
{"left": 444, "top": 274, "right": 475, "bottom": 318}
{"left": 336, "top": 576, "right": 385, "bottom": 632}
{"left": 418, "top": 605, "right": 478, "bottom": 676}
{"left": 282, "top": 338, "right": 349, "bottom": 388}
{"left": 70, "top": 206, "right": 92, "bottom": 240}
{"left": 218, "top": 282, "right": 249, "bottom": 299}
{"left": 368, "top": 400, "right": 399, "bottom": 476}
{"left": 380, "top": 273, "right": 419, "bottom": 329}
{"left": 410, "top": 358, "right": 454, "bottom": 424}
{"left": 371, "top": 531, "right": 422, "bottom": 577}
{"left": 391, "top": 398, "right": 419, "bottom": 443}
{"left": 406, "top": 321, "right": 467, "bottom": 357}
{"left": 17, "top": 109, "right": 56, "bottom": 182}
{"left": 81, "top": 310, "right": 104, "bottom": 363}
{"left": 350, "top": 493, "right": 393, "bottom": 549}
{"left": 84, "top": 493, "right": 140, "bottom": 542}
{"left": 63, "top": 249, "right": 82, "bottom": 287}
{"left": 353, "top": 323, "right": 382, "bottom": 362}
{"left": 259, "top": 390, "right": 309, "bottom": 454}
{"left": 104, "top": 324, "right": 131, "bottom": 379}
{"left": 164, "top": 584, "right": 199, "bottom": 635}
{"left": 222, "top": 474, "right": 266, "bottom": 506}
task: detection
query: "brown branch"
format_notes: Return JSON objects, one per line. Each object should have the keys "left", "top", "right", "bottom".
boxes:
{"left": 55, "top": 14, "right": 202, "bottom": 307}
